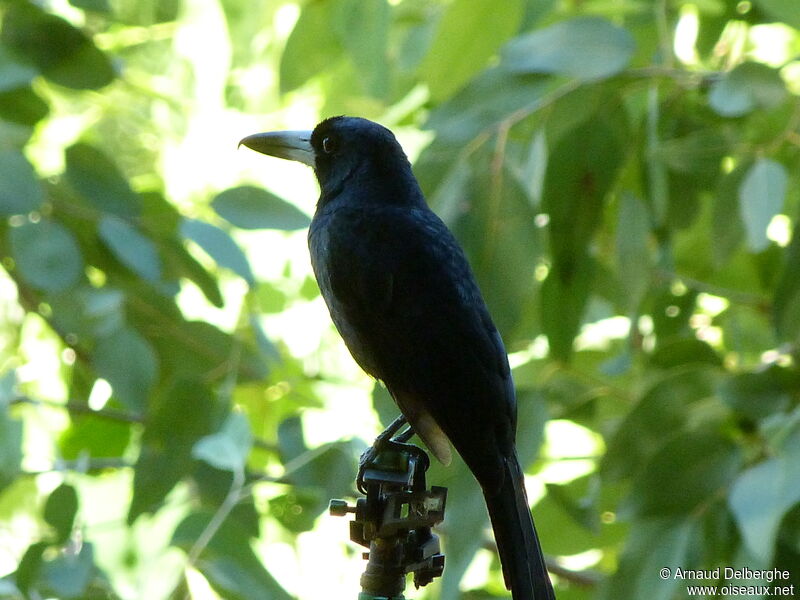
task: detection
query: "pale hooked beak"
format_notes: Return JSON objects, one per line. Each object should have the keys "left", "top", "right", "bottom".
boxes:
{"left": 238, "top": 130, "right": 315, "bottom": 167}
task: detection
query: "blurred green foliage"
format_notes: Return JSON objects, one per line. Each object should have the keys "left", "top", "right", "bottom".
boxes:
{"left": 1, "top": 0, "right": 800, "bottom": 598}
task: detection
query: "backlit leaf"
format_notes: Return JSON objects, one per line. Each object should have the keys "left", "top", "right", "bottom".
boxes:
{"left": 420, "top": 0, "right": 524, "bottom": 101}
{"left": 729, "top": 425, "right": 800, "bottom": 562}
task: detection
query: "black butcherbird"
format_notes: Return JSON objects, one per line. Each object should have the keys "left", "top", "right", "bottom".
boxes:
{"left": 240, "top": 116, "right": 555, "bottom": 600}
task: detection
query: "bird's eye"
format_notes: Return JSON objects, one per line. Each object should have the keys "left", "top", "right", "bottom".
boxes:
{"left": 322, "top": 136, "right": 337, "bottom": 154}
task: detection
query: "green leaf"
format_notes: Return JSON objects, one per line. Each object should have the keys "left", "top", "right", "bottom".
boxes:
{"left": 129, "top": 381, "right": 217, "bottom": 522}
{"left": 172, "top": 512, "right": 292, "bottom": 600}
{"left": 268, "top": 489, "right": 323, "bottom": 533}
{"left": 729, "top": 425, "right": 800, "bottom": 562}
{"left": 279, "top": 0, "right": 344, "bottom": 93}
{"left": 773, "top": 221, "right": 800, "bottom": 342}
{"left": 753, "top": 0, "right": 800, "bottom": 27}
{"left": 603, "top": 368, "right": 715, "bottom": 481}
{"left": 331, "top": 0, "right": 391, "bottom": 97}
{"left": 616, "top": 193, "right": 652, "bottom": 310}
{"left": 503, "top": 17, "right": 635, "bottom": 80}
{"left": 69, "top": 0, "right": 111, "bottom": 13}
{"left": 541, "top": 260, "right": 591, "bottom": 361}
{"left": 65, "top": 144, "right": 141, "bottom": 218}
{"left": 420, "top": 0, "right": 524, "bottom": 101}
{"left": 1, "top": 1, "right": 114, "bottom": 90}
{"left": 92, "top": 327, "right": 157, "bottom": 414}
{"left": 0, "top": 372, "right": 23, "bottom": 492}
{"left": 0, "top": 86, "right": 49, "bottom": 126}
{"left": 738, "top": 158, "right": 787, "bottom": 252}
{"left": 44, "top": 483, "right": 79, "bottom": 545}
{"left": 448, "top": 147, "right": 540, "bottom": 341}
{"left": 709, "top": 63, "right": 788, "bottom": 117}
{"left": 655, "top": 129, "right": 729, "bottom": 174}
{"left": 422, "top": 67, "right": 552, "bottom": 144}
{"left": 10, "top": 219, "right": 83, "bottom": 292}
{"left": 602, "top": 517, "right": 697, "bottom": 600}
{"left": 541, "top": 110, "right": 626, "bottom": 359}
{"left": 0, "top": 149, "right": 43, "bottom": 216}
{"left": 626, "top": 429, "right": 742, "bottom": 517}
{"left": 648, "top": 338, "right": 722, "bottom": 369}
{"left": 712, "top": 161, "right": 749, "bottom": 266}
{"left": 0, "top": 45, "right": 37, "bottom": 92}
{"left": 59, "top": 414, "right": 132, "bottom": 461}
{"left": 41, "top": 541, "right": 94, "bottom": 598}
{"left": 212, "top": 185, "right": 311, "bottom": 230}
{"left": 719, "top": 364, "right": 798, "bottom": 421}
{"left": 192, "top": 412, "right": 253, "bottom": 472}
{"left": 161, "top": 238, "right": 224, "bottom": 307}
{"left": 15, "top": 541, "right": 48, "bottom": 595}
{"left": 180, "top": 218, "right": 255, "bottom": 285}
{"left": 98, "top": 216, "right": 162, "bottom": 281}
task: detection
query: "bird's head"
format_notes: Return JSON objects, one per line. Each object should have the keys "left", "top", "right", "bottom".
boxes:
{"left": 240, "top": 116, "right": 415, "bottom": 201}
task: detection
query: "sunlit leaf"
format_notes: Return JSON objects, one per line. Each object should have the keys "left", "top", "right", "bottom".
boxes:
{"left": 503, "top": 17, "right": 635, "bottom": 80}
{"left": 280, "top": 0, "right": 343, "bottom": 93}
{"left": 420, "top": 0, "right": 524, "bottom": 101}
{"left": 98, "top": 216, "right": 162, "bottom": 281}
{"left": 601, "top": 517, "right": 697, "bottom": 600}
{"left": 10, "top": 219, "right": 83, "bottom": 292}
{"left": 212, "top": 185, "right": 311, "bottom": 230}
{"left": 729, "top": 425, "right": 800, "bottom": 562}
{"left": 172, "top": 512, "right": 292, "bottom": 600}
{"left": 332, "top": 0, "right": 391, "bottom": 97}
{"left": 0, "top": 149, "right": 43, "bottom": 216}
{"left": 59, "top": 414, "right": 132, "bottom": 461}
{"left": 192, "top": 412, "right": 253, "bottom": 472}
{"left": 181, "top": 218, "right": 255, "bottom": 285}
{"left": 738, "top": 158, "right": 787, "bottom": 252}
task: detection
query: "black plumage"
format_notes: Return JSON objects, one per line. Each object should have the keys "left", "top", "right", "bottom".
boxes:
{"left": 240, "top": 116, "right": 555, "bottom": 600}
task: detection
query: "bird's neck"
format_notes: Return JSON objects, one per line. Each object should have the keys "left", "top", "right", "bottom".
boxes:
{"left": 318, "top": 161, "right": 426, "bottom": 210}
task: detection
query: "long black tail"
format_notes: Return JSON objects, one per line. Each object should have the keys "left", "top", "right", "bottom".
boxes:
{"left": 483, "top": 455, "right": 555, "bottom": 600}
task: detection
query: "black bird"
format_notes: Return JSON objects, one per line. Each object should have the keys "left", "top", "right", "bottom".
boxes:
{"left": 240, "top": 116, "right": 555, "bottom": 600}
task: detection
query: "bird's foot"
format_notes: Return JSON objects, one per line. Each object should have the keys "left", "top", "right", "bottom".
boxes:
{"left": 356, "top": 415, "right": 415, "bottom": 493}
